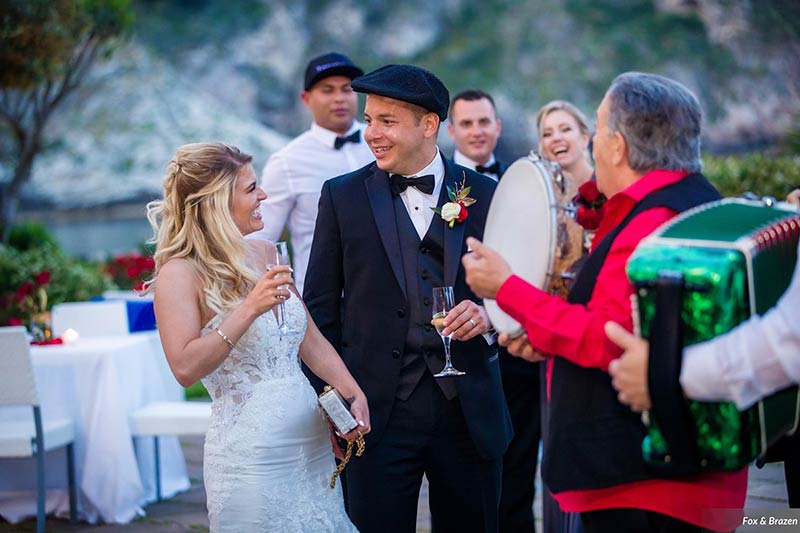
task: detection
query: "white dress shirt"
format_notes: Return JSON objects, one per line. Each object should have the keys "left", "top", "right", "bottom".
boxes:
{"left": 395, "top": 148, "right": 445, "bottom": 239}
{"left": 248, "top": 121, "right": 374, "bottom": 293}
{"left": 680, "top": 240, "right": 800, "bottom": 410}
{"left": 454, "top": 149, "right": 499, "bottom": 181}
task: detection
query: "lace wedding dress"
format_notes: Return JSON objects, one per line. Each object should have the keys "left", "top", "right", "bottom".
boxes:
{"left": 201, "top": 295, "right": 357, "bottom": 532}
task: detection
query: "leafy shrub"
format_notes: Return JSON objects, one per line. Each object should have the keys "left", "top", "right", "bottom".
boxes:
{"left": 0, "top": 243, "right": 112, "bottom": 326}
{"left": 7, "top": 221, "right": 59, "bottom": 251}
{"left": 703, "top": 154, "right": 800, "bottom": 200}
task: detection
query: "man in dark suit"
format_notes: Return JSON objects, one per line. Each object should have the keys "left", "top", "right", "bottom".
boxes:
{"left": 449, "top": 88, "right": 539, "bottom": 532}
{"left": 448, "top": 89, "right": 506, "bottom": 181}
{"left": 304, "top": 64, "right": 513, "bottom": 533}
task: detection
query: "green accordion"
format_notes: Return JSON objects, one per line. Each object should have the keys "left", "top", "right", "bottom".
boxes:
{"left": 627, "top": 198, "right": 800, "bottom": 472}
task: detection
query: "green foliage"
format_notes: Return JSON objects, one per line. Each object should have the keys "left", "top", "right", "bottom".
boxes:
{"left": 7, "top": 221, "right": 59, "bottom": 251}
{"left": 0, "top": 0, "right": 134, "bottom": 89}
{"left": 703, "top": 154, "right": 800, "bottom": 199}
{"left": 0, "top": 243, "right": 112, "bottom": 324}
{"left": 782, "top": 123, "right": 800, "bottom": 156}
{"left": 185, "top": 381, "right": 210, "bottom": 400}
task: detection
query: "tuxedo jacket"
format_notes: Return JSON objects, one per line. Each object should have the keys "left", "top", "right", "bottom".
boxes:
{"left": 304, "top": 153, "right": 513, "bottom": 460}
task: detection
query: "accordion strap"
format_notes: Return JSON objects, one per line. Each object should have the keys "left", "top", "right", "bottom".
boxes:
{"left": 647, "top": 272, "right": 700, "bottom": 475}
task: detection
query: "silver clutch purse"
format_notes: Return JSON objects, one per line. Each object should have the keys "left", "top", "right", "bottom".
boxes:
{"left": 318, "top": 386, "right": 357, "bottom": 434}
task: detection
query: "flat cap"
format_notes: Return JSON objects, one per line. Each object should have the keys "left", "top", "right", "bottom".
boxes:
{"left": 304, "top": 52, "right": 364, "bottom": 91}
{"left": 351, "top": 64, "right": 450, "bottom": 121}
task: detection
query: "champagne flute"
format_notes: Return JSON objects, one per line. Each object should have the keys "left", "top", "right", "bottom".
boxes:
{"left": 432, "top": 286, "right": 466, "bottom": 377}
{"left": 267, "top": 241, "right": 291, "bottom": 336}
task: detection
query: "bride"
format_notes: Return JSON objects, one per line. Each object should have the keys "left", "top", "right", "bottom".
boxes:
{"left": 145, "top": 142, "right": 369, "bottom": 532}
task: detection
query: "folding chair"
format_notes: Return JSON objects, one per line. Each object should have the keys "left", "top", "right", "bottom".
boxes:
{"left": 0, "top": 327, "right": 77, "bottom": 532}
{"left": 51, "top": 300, "right": 129, "bottom": 337}
{"left": 129, "top": 401, "right": 211, "bottom": 501}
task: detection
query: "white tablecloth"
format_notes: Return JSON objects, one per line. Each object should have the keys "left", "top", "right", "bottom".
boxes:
{"left": 0, "top": 332, "right": 193, "bottom": 524}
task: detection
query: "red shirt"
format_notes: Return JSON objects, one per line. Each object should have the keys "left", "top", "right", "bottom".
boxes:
{"left": 495, "top": 170, "right": 746, "bottom": 531}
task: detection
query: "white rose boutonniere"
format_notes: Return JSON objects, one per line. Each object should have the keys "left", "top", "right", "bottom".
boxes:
{"left": 439, "top": 202, "right": 462, "bottom": 222}
{"left": 432, "top": 173, "right": 476, "bottom": 228}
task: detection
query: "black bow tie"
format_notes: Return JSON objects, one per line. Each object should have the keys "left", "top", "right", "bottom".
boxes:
{"left": 334, "top": 130, "right": 361, "bottom": 149}
{"left": 476, "top": 161, "right": 501, "bottom": 175}
{"left": 389, "top": 174, "right": 435, "bottom": 196}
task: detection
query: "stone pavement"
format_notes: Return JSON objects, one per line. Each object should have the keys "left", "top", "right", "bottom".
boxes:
{"left": 1, "top": 436, "right": 791, "bottom": 532}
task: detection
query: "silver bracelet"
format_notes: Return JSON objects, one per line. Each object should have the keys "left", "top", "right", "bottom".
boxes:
{"left": 215, "top": 327, "right": 236, "bottom": 350}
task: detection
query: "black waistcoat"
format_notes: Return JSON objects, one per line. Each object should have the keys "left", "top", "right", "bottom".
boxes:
{"left": 392, "top": 195, "right": 457, "bottom": 400}
{"left": 543, "top": 173, "right": 721, "bottom": 493}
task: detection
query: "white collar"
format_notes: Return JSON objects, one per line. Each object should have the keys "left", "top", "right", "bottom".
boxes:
{"left": 310, "top": 121, "right": 361, "bottom": 149}
{"left": 404, "top": 147, "right": 444, "bottom": 184}
{"left": 453, "top": 149, "right": 496, "bottom": 171}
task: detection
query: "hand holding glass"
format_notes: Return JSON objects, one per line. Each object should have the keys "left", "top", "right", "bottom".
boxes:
{"left": 266, "top": 241, "right": 291, "bottom": 335}
{"left": 432, "top": 286, "right": 466, "bottom": 377}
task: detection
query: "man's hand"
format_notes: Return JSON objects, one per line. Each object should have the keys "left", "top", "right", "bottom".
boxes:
{"left": 788, "top": 188, "right": 800, "bottom": 207}
{"left": 498, "top": 332, "right": 546, "bottom": 362}
{"left": 440, "top": 300, "right": 491, "bottom": 341}
{"left": 462, "top": 237, "right": 513, "bottom": 299}
{"left": 605, "top": 321, "right": 652, "bottom": 412}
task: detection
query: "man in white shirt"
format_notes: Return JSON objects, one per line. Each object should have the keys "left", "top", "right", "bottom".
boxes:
{"left": 447, "top": 89, "right": 505, "bottom": 180}
{"left": 248, "top": 52, "right": 373, "bottom": 293}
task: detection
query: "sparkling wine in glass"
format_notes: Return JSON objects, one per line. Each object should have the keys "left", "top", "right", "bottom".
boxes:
{"left": 432, "top": 286, "right": 466, "bottom": 377}
{"left": 266, "top": 241, "right": 291, "bottom": 336}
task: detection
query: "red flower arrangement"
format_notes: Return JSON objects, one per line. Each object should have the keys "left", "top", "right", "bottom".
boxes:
{"left": 1, "top": 271, "right": 52, "bottom": 338}
{"left": 104, "top": 252, "right": 155, "bottom": 291}
{"left": 573, "top": 180, "right": 607, "bottom": 231}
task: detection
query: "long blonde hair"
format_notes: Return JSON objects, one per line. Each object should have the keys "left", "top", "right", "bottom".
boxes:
{"left": 144, "top": 142, "right": 258, "bottom": 315}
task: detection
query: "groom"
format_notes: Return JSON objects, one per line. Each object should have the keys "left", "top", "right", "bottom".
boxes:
{"left": 304, "top": 64, "right": 513, "bottom": 532}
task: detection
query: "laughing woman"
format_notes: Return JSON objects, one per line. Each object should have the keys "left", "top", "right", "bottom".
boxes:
{"left": 145, "top": 142, "right": 369, "bottom": 532}
{"left": 536, "top": 99, "right": 594, "bottom": 188}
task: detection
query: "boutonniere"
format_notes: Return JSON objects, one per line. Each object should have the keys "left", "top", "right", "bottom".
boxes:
{"left": 432, "top": 174, "right": 476, "bottom": 228}
{"left": 572, "top": 180, "right": 607, "bottom": 231}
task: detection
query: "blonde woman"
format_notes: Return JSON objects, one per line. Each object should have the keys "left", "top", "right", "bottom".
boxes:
{"left": 146, "top": 142, "right": 368, "bottom": 532}
{"left": 536, "top": 99, "right": 594, "bottom": 189}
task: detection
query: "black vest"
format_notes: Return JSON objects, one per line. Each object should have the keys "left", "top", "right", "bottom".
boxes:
{"left": 392, "top": 195, "right": 457, "bottom": 400}
{"left": 543, "top": 173, "right": 721, "bottom": 493}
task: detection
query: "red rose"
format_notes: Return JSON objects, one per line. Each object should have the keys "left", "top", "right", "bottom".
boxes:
{"left": 134, "top": 280, "right": 146, "bottom": 292}
{"left": 456, "top": 202, "right": 468, "bottom": 223}
{"left": 16, "top": 282, "right": 34, "bottom": 300}
{"left": 126, "top": 265, "right": 141, "bottom": 279}
{"left": 8, "top": 317, "right": 23, "bottom": 326}
{"left": 576, "top": 205, "right": 604, "bottom": 230}
{"left": 34, "top": 271, "right": 51, "bottom": 286}
{"left": 578, "top": 180, "right": 601, "bottom": 204}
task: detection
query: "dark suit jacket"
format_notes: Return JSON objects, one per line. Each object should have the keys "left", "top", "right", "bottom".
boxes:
{"left": 304, "top": 153, "right": 513, "bottom": 460}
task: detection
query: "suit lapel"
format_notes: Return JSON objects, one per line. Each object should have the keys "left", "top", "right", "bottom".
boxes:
{"left": 441, "top": 157, "right": 468, "bottom": 287}
{"left": 365, "top": 165, "right": 407, "bottom": 297}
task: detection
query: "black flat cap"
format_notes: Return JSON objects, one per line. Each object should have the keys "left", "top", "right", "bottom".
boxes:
{"left": 351, "top": 64, "right": 450, "bottom": 121}
{"left": 304, "top": 52, "right": 364, "bottom": 90}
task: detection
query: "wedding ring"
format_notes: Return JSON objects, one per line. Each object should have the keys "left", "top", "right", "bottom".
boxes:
{"left": 469, "top": 318, "right": 478, "bottom": 328}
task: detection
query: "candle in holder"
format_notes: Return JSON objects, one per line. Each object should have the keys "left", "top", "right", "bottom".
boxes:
{"left": 62, "top": 328, "right": 80, "bottom": 344}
